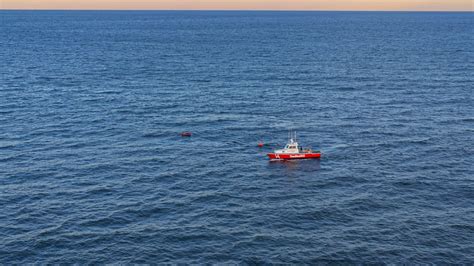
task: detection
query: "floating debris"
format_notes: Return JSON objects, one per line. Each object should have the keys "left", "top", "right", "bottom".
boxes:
{"left": 181, "top": 131, "right": 192, "bottom": 137}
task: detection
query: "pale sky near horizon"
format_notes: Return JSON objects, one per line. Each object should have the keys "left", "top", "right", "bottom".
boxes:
{"left": 1, "top": 0, "right": 472, "bottom": 11}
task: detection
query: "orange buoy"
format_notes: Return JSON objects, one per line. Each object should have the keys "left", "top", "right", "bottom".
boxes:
{"left": 258, "top": 142, "right": 264, "bottom": 147}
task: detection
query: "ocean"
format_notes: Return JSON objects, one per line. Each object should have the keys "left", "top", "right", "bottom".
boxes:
{"left": 0, "top": 11, "right": 473, "bottom": 263}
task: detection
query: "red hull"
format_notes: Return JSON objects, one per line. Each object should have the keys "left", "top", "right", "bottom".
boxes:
{"left": 267, "top": 152, "right": 321, "bottom": 160}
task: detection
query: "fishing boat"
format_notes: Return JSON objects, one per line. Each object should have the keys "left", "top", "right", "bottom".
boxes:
{"left": 267, "top": 132, "right": 321, "bottom": 160}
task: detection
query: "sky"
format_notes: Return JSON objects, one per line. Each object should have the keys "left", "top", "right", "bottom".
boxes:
{"left": 1, "top": 0, "right": 472, "bottom": 11}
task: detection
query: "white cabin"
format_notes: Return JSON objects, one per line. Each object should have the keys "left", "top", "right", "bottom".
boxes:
{"left": 275, "top": 138, "right": 303, "bottom": 154}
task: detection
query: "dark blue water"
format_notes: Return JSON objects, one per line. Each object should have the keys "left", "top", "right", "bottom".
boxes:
{"left": 1, "top": 11, "right": 473, "bottom": 263}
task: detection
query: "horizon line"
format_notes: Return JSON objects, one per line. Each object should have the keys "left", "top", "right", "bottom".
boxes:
{"left": 1, "top": 9, "right": 472, "bottom": 12}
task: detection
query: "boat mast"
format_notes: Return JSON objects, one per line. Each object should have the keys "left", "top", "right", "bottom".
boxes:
{"left": 288, "top": 130, "right": 297, "bottom": 144}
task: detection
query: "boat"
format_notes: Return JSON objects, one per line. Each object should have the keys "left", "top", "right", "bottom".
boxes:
{"left": 267, "top": 132, "right": 321, "bottom": 160}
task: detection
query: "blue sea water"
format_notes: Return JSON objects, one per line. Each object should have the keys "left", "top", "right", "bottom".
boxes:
{"left": 0, "top": 11, "right": 473, "bottom": 263}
